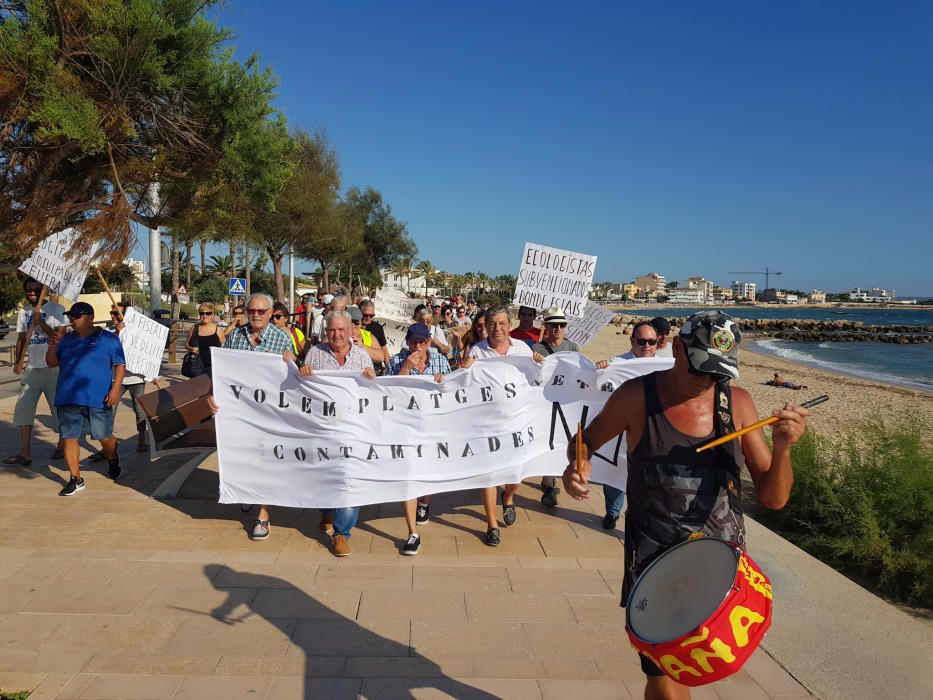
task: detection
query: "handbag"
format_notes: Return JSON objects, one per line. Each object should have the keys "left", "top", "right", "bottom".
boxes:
{"left": 181, "top": 351, "right": 204, "bottom": 378}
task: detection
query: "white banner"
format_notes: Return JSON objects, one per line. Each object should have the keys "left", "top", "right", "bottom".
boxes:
{"left": 375, "top": 318, "right": 410, "bottom": 354}
{"left": 213, "top": 349, "right": 673, "bottom": 508}
{"left": 19, "top": 228, "right": 101, "bottom": 301}
{"left": 374, "top": 287, "right": 420, "bottom": 323}
{"left": 119, "top": 308, "right": 169, "bottom": 381}
{"left": 565, "top": 301, "right": 617, "bottom": 347}
{"left": 513, "top": 242, "right": 597, "bottom": 318}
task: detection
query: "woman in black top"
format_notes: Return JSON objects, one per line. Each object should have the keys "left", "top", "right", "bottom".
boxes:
{"left": 185, "top": 302, "right": 223, "bottom": 374}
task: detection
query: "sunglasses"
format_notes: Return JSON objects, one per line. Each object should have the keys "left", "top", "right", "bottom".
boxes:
{"left": 547, "top": 323, "right": 567, "bottom": 329}
{"left": 362, "top": 313, "right": 375, "bottom": 319}
{"left": 635, "top": 338, "right": 658, "bottom": 346}
{"left": 199, "top": 311, "right": 213, "bottom": 316}
{"left": 233, "top": 311, "right": 244, "bottom": 316}
{"left": 247, "top": 308, "right": 270, "bottom": 315}
{"left": 272, "top": 314, "right": 286, "bottom": 320}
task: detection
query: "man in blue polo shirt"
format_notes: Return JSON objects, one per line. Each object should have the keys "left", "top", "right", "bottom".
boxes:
{"left": 46, "top": 302, "right": 126, "bottom": 496}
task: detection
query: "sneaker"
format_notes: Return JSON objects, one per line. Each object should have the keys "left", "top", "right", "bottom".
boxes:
{"left": 319, "top": 512, "right": 334, "bottom": 533}
{"left": 541, "top": 486, "right": 559, "bottom": 508}
{"left": 332, "top": 534, "right": 352, "bottom": 557}
{"left": 88, "top": 451, "right": 106, "bottom": 462}
{"left": 485, "top": 528, "right": 501, "bottom": 547}
{"left": 415, "top": 501, "right": 430, "bottom": 525}
{"left": 602, "top": 514, "right": 619, "bottom": 530}
{"left": 59, "top": 476, "right": 85, "bottom": 497}
{"left": 502, "top": 500, "right": 517, "bottom": 527}
{"left": 107, "top": 453, "right": 121, "bottom": 480}
{"left": 402, "top": 534, "right": 421, "bottom": 556}
{"left": 251, "top": 519, "right": 270, "bottom": 540}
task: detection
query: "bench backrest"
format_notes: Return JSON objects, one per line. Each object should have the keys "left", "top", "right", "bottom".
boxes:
{"left": 136, "top": 374, "right": 214, "bottom": 448}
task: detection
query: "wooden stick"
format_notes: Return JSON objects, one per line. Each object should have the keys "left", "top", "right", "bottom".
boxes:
{"left": 13, "top": 285, "right": 48, "bottom": 370}
{"left": 575, "top": 421, "right": 584, "bottom": 475}
{"left": 96, "top": 269, "right": 122, "bottom": 321}
{"left": 538, "top": 325, "right": 546, "bottom": 343}
{"left": 696, "top": 395, "right": 829, "bottom": 452}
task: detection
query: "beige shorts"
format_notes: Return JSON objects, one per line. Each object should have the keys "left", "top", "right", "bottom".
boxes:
{"left": 13, "top": 367, "right": 59, "bottom": 429}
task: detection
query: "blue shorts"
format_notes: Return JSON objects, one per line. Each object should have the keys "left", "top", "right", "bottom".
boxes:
{"left": 57, "top": 404, "right": 115, "bottom": 440}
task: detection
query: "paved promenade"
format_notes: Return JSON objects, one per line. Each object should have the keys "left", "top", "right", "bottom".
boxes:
{"left": 0, "top": 371, "right": 813, "bottom": 700}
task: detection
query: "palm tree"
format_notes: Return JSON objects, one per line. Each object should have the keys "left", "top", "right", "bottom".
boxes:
{"left": 388, "top": 257, "right": 415, "bottom": 293}
{"left": 207, "top": 254, "right": 233, "bottom": 276}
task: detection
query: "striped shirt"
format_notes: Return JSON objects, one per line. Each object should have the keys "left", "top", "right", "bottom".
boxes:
{"left": 306, "top": 343, "right": 374, "bottom": 372}
{"left": 222, "top": 323, "right": 293, "bottom": 355}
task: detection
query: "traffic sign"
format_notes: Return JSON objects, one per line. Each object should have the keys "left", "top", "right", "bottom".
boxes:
{"left": 176, "top": 284, "right": 188, "bottom": 296}
{"left": 229, "top": 277, "right": 247, "bottom": 296}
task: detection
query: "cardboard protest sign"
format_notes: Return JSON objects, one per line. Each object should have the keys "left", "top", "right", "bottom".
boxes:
{"left": 118, "top": 308, "right": 169, "bottom": 381}
{"left": 374, "top": 287, "right": 420, "bottom": 323}
{"left": 565, "top": 300, "right": 617, "bottom": 347}
{"left": 18, "top": 228, "right": 101, "bottom": 301}
{"left": 513, "top": 242, "right": 597, "bottom": 317}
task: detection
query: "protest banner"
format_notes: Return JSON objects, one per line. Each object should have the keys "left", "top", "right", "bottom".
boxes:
{"left": 18, "top": 228, "right": 101, "bottom": 301}
{"left": 513, "top": 242, "right": 597, "bottom": 317}
{"left": 375, "top": 317, "right": 410, "bottom": 353}
{"left": 565, "top": 300, "right": 618, "bottom": 347}
{"left": 119, "top": 308, "right": 169, "bottom": 381}
{"left": 374, "top": 287, "right": 420, "bottom": 322}
{"left": 213, "top": 348, "right": 673, "bottom": 508}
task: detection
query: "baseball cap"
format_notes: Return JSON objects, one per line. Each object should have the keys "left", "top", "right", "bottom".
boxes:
{"left": 679, "top": 311, "right": 741, "bottom": 379}
{"left": 322, "top": 293, "right": 335, "bottom": 304}
{"left": 542, "top": 307, "right": 567, "bottom": 325}
{"left": 347, "top": 306, "right": 363, "bottom": 322}
{"left": 406, "top": 322, "right": 433, "bottom": 341}
{"left": 66, "top": 302, "right": 94, "bottom": 318}
{"left": 651, "top": 316, "right": 671, "bottom": 335}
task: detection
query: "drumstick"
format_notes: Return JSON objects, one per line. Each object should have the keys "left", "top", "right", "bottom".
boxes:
{"left": 96, "top": 269, "right": 122, "bottom": 321}
{"left": 575, "top": 421, "right": 584, "bottom": 476}
{"left": 695, "top": 395, "right": 829, "bottom": 452}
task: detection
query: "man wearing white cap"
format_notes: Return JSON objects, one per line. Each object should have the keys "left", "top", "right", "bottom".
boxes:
{"left": 310, "top": 293, "right": 339, "bottom": 342}
{"left": 531, "top": 307, "right": 581, "bottom": 507}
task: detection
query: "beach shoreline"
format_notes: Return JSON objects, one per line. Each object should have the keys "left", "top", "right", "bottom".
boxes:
{"left": 581, "top": 323, "right": 933, "bottom": 444}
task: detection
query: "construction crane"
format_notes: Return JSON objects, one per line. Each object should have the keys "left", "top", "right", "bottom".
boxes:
{"left": 728, "top": 267, "right": 783, "bottom": 291}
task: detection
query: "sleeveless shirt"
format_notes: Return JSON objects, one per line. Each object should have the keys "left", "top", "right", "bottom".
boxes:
{"left": 621, "top": 372, "right": 746, "bottom": 605}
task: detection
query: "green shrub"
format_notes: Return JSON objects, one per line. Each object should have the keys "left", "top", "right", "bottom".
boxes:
{"left": 758, "top": 420, "right": 933, "bottom": 607}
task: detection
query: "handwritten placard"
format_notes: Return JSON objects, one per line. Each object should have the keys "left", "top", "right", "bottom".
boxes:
{"left": 513, "top": 242, "right": 596, "bottom": 317}
{"left": 119, "top": 308, "right": 169, "bottom": 381}
{"left": 565, "top": 301, "right": 617, "bottom": 347}
{"left": 375, "top": 287, "right": 421, "bottom": 323}
{"left": 18, "top": 228, "right": 101, "bottom": 301}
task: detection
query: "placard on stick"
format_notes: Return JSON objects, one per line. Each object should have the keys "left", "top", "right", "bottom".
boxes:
{"left": 513, "top": 242, "right": 597, "bottom": 317}
{"left": 119, "top": 308, "right": 169, "bottom": 381}
{"left": 565, "top": 301, "right": 617, "bottom": 347}
{"left": 19, "top": 228, "right": 101, "bottom": 302}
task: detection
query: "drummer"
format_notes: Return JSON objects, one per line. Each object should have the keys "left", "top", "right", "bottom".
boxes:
{"left": 563, "top": 310, "right": 808, "bottom": 699}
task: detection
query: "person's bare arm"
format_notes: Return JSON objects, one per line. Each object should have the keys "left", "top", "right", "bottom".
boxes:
{"left": 734, "top": 387, "right": 808, "bottom": 510}
{"left": 105, "top": 365, "right": 126, "bottom": 407}
{"left": 562, "top": 378, "right": 642, "bottom": 499}
{"left": 13, "top": 333, "right": 27, "bottom": 374}
{"left": 184, "top": 326, "right": 198, "bottom": 352}
{"left": 45, "top": 329, "right": 62, "bottom": 368}
{"left": 362, "top": 339, "right": 384, "bottom": 363}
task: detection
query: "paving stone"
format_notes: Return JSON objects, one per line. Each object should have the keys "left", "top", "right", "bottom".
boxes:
{"left": 214, "top": 653, "right": 345, "bottom": 677}
{"left": 173, "top": 674, "right": 272, "bottom": 699}
{"left": 42, "top": 672, "right": 95, "bottom": 699}
{"left": 208, "top": 562, "right": 318, "bottom": 588}
{"left": 523, "top": 622, "right": 633, "bottom": 661}
{"left": 165, "top": 617, "right": 296, "bottom": 656}
{"left": 414, "top": 567, "right": 511, "bottom": 593}
{"left": 0, "top": 649, "right": 92, "bottom": 673}
{"left": 358, "top": 590, "right": 466, "bottom": 621}
{"left": 107, "top": 561, "right": 216, "bottom": 587}
{"left": 250, "top": 588, "right": 360, "bottom": 619}
{"left": 345, "top": 655, "right": 471, "bottom": 679}
{"left": 595, "top": 658, "right": 649, "bottom": 682}
{"left": 507, "top": 567, "right": 612, "bottom": 594}
{"left": 82, "top": 652, "right": 219, "bottom": 675}
{"left": 540, "top": 679, "right": 633, "bottom": 699}
{"left": 22, "top": 581, "right": 156, "bottom": 616}
{"left": 742, "top": 650, "right": 812, "bottom": 696}
{"left": 464, "top": 592, "right": 576, "bottom": 623}
{"left": 411, "top": 621, "right": 531, "bottom": 659}
{"left": 542, "top": 658, "right": 603, "bottom": 680}
{"left": 447, "top": 677, "right": 543, "bottom": 699}
{"left": 313, "top": 564, "right": 413, "bottom": 592}
{"left": 268, "top": 676, "right": 361, "bottom": 699}
{"left": 0, "top": 671, "right": 46, "bottom": 693}
{"left": 134, "top": 583, "right": 257, "bottom": 618}
{"left": 75, "top": 673, "right": 184, "bottom": 699}
{"left": 359, "top": 677, "right": 459, "bottom": 699}
{"left": 289, "top": 618, "right": 410, "bottom": 657}
{"left": 565, "top": 592, "right": 625, "bottom": 624}
{"left": 18, "top": 672, "right": 78, "bottom": 700}
{"left": 0, "top": 613, "right": 65, "bottom": 649}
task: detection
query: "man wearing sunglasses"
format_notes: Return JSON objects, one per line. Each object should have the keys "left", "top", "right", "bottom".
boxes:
{"left": 46, "top": 302, "right": 126, "bottom": 496}
{"left": 221, "top": 293, "right": 293, "bottom": 540}
{"left": 564, "top": 311, "right": 808, "bottom": 698}
{"left": 617, "top": 321, "right": 659, "bottom": 360}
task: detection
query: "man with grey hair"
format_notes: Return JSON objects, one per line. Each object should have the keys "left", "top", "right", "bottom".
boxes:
{"left": 413, "top": 306, "right": 450, "bottom": 356}
{"left": 310, "top": 293, "right": 348, "bottom": 342}
{"left": 359, "top": 299, "right": 390, "bottom": 372}
{"left": 299, "top": 310, "right": 375, "bottom": 557}
{"left": 221, "top": 293, "right": 293, "bottom": 540}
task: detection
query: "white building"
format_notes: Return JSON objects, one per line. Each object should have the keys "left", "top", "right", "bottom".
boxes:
{"left": 667, "top": 288, "right": 706, "bottom": 304}
{"left": 379, "top": 269, "right": 437, "bottom": 297}
{"left": 849, "top": 287, "right": 896, "bottom": 302}
{"left": 731, "top": 280, "right": 757, "bottom": 300}
{"left": 125, "top": 257, "right": 149, "bottom": 287}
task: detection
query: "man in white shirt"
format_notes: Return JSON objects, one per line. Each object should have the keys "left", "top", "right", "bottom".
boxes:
{"left": 3, "top": 278, "right": 65, "bottom": 466}
{"left": 466, "top": 305, "right": 543, "bottom": 547}
{"left": 616, "top": 321, "right": 659, "bottom": 360}
{"left": 651, "top": 317, "right": 674, "bottom": 358}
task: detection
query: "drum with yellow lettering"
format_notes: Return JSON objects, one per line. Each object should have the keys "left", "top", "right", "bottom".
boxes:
{"left": 625, "top": 537, "right": 772, "bottom": 687}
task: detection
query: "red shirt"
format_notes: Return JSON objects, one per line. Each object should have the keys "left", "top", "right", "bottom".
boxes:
{"left": 509, "top": 327, "right": 540, "bottom": 346}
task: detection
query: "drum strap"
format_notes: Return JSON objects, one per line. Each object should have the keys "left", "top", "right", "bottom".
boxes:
{"left": 713, "top": 380, "right": 743, "bottom": 518}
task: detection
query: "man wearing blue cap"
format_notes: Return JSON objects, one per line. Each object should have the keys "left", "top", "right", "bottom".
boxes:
{"left": 387, "top": 322, "right": 453, "bottom": 555}
{"left": 46, "top": 302, "right": 126, "bottom": 496}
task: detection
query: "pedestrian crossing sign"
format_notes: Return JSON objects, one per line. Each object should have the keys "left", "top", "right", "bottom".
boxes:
{"left": 229, "top": 277, "right": 247, "bottom": 295}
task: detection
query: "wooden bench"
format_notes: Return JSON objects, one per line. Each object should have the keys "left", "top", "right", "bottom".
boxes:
{"left": 136, "top": 373, "right": 217, "bottom": 499}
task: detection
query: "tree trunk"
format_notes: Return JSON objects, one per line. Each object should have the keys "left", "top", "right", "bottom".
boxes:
{"left": 269, "top": 247, "right": 285, "bottom": 303}
{"left": 200, "top": 238, "right": 207, "bottom": 273}
{"left": 245, "top": 243, "right": 251, "bottom": 297}
{"left": 171, "top": 236, "right": 180, "bottom": 317}
{"left": 320, "top": 261, "right": 330, "bottom": 293}
{"left": 229, "top": 240, "right": 236, "bottom": 278}
{"left": 185, "top": 240, "right": 192, "bottom": 288}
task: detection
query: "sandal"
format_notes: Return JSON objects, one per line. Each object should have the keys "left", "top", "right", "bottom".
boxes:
{"left": 2, "top": 455, "right": 32, "bottom": 466}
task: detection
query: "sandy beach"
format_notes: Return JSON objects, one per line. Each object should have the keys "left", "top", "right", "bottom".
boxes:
{"left": 581, "top": 323, "right": 933, "bottom": 444}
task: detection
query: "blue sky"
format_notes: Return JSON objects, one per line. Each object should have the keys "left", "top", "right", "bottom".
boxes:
{"left": 142, "top": 1, "right": 933, "bottom": 295}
